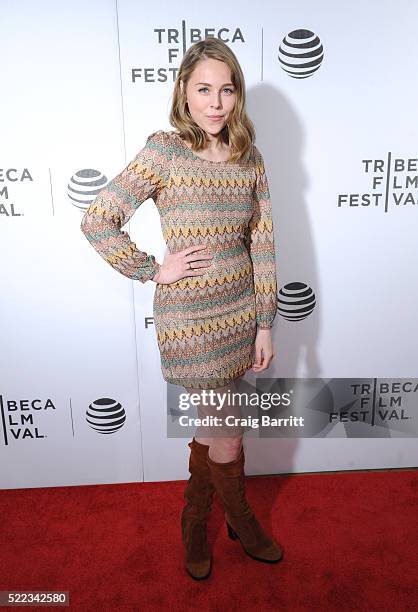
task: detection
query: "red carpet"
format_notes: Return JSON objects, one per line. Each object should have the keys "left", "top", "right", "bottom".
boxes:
{"left": 0, "top": 468, "right": 417, "bottom": 611}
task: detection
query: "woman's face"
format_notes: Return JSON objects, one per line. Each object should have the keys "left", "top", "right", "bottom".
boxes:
{"left": 182, "top": 58, "right": 237, "bottom": 139}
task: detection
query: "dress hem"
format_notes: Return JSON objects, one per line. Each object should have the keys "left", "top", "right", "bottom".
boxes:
{"left": 162, "top": 362, "right": 252, "bottom": 390}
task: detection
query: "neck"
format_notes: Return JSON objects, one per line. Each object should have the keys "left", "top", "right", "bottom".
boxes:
{"left": 205, "top": 132, "right": 226, "bottom": 151}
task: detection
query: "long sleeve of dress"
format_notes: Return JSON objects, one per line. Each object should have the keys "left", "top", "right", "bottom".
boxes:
{"left": 248, "top": 146, "right": 278, "bottom": 329}
{"left": 80, "top": 130, "right": 171, "bottom": 283}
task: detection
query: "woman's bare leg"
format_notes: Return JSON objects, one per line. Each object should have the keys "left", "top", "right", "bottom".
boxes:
{"left": 184, "top": 379, "right": 244, "bottom": 462}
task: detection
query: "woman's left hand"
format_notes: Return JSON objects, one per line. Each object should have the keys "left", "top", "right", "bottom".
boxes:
{"left": 252, "top": 328, "right": 275, "bottom": 372}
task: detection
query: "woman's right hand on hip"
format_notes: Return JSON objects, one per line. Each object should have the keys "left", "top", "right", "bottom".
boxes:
{"left": 152, "top": 243, "right": 213, "bottom": 284}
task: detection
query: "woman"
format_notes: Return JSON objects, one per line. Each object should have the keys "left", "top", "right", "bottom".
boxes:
{"left": 80, "top": 38, "right": 283, "bottom": 580}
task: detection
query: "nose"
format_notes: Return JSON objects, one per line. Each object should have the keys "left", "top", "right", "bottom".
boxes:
{"left": 210, "top": 91, "right": 222, "bottom": 108}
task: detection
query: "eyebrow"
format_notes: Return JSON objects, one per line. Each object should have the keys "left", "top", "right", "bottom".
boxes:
{"left": 194, "top": 82, "right": 235, "bottom": 87}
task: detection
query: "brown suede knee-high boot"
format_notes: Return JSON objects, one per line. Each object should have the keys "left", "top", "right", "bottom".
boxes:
{"left": 206, "top": 444, "right": 283, "bottom": 563}
{"left": 181, "top": 437, "right": 215, "bottom": 579}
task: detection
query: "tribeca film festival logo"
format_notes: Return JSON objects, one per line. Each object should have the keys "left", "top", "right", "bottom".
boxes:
{"left": 0, "top": 168, "right": 32, "bottom": 217}
{"left": 317, "top": 379, "right": 417, "bottom": 433}
{"left": 274, "top": 378, "right": 418, "bottom": 437}
{"left": 132, "top": 23, "right": 244, "bottom": 84}
{"left": 338, "top": 154, "right": 418, "bottom": 212}
{"left": 0, "top": 395, "right": 55, "bottom": 445}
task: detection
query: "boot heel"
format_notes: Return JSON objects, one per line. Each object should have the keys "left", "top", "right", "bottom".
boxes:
{"left": 226, "top": 520, "right": 238, "bottom": 540}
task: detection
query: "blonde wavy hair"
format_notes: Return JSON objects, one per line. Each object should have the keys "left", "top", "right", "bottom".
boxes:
{"left": 169, "top": 38, "right": 256, "bottom": 163}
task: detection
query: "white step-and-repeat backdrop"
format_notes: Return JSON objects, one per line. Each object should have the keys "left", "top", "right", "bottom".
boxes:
{"left": 1, "top": 0, "right": 417, "bottom": 489}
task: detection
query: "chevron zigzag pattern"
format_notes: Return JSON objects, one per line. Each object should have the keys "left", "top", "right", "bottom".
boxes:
{"left": 80, "top": 129, "right": 278, "bottom": 389}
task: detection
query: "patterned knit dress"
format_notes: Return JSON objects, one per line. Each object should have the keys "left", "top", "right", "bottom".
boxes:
{"left": 80, "top": 129, "right": 278, "bottom": 389}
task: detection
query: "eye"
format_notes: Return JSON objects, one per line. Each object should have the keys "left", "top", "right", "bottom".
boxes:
{"left": 197, "top": 87, "right": 235, "bottom": 94}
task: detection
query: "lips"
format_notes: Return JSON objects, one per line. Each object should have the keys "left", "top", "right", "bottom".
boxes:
{"left": 207, "top": 115, "right": 224, "bottom": 118}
